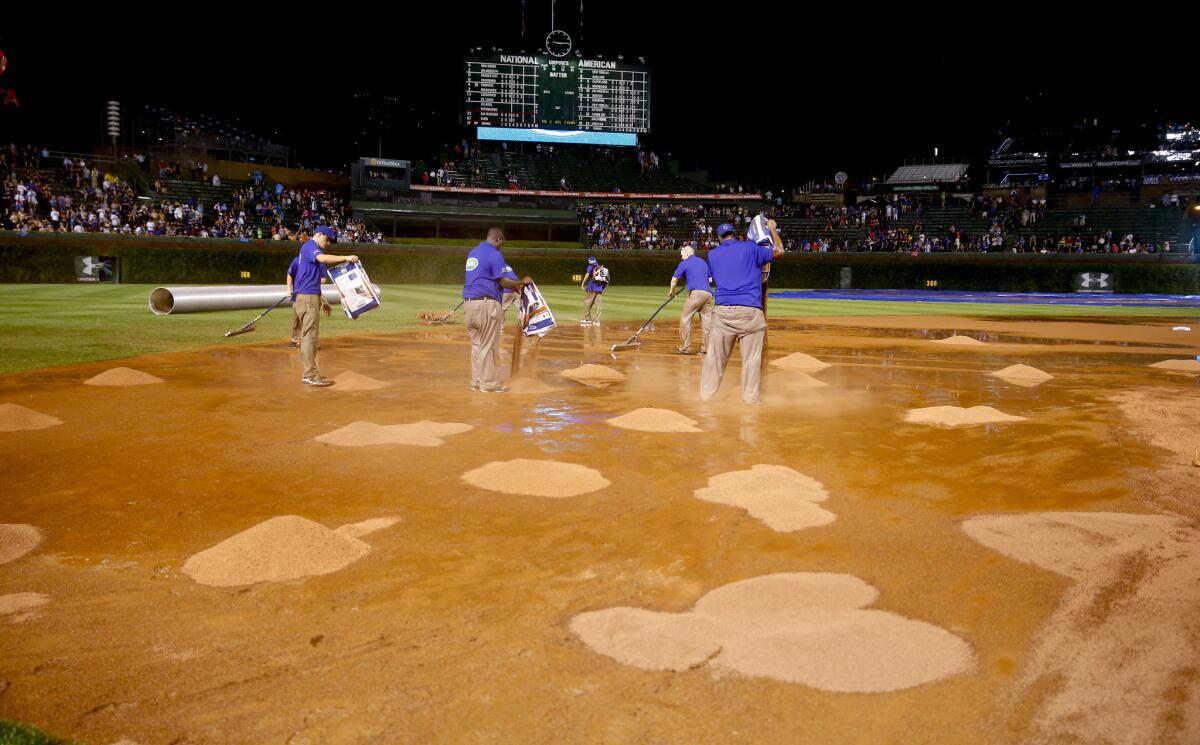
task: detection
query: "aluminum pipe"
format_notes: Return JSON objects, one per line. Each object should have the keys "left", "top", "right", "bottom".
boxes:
{"left": 148, "top": 285, "right": 380, "bottom": 315}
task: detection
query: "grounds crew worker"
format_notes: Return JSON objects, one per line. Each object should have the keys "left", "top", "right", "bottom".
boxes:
{"left": 669, "top": 244, "right": 713, "bottom": 355}
{"left": 580, "top": 256, "right": 608, "bottom": 325}
{"left": 464, "top": 227, "right": 531, "bottom": 392}
{"left": 286, "top": 255, "right": 329, "bottom": 348}
{"left": 293, "top": 225, "right": 358, "bottom": 387}
{"left": 700, "top": 219, "right": 784, "bottom": 404}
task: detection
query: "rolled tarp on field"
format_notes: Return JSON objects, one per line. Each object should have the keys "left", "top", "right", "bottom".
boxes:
{"left": 148, "top": 285, "right": 381, "bottom": 315}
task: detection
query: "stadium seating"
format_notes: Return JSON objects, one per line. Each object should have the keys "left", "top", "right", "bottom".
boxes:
{"left": 447, "top": 150, "right": 708, "bottom": 193}
{"left": 886, "top": 164, "right": 969, "bottom": 185}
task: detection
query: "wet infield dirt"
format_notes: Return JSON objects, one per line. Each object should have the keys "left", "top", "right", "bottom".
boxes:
{"left": 1, "top": 315, "right": 1198, "bottom": 744}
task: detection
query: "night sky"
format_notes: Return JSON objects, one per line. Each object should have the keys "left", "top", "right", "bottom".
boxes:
{"left": 2, "top": 6, "right": 1195, "bottom": 190}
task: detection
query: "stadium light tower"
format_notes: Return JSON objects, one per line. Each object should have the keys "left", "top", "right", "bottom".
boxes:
{"left": 106, "top": 101, "right": 121, "bottom": 157}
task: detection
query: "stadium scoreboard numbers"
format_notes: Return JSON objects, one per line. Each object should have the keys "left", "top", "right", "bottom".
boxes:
{"left": 464, "top": 54, "right": 650, "bottom": 134}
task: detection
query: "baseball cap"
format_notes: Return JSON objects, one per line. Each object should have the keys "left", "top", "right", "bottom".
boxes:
{"left": 587, "top": 256, "right": 598, "bottom": 264}
{"left": 716, "top": 223, "right": 736, "bottom": 238}
{"left": 315, "top": 225, "right": 336, "bottom": 241}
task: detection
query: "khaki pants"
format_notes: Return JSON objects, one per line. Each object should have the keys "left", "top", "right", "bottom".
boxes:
{"left": 679, "top": 289, "right": 713, "bottom": 353}
{"left": 290, "top": 303, "right": 301, "bottom": 342}
{"left": 465, "top": 298, "right": 504, "bottom": 390}
{"left": 583, "top": 291, "right": 603, "bottom": 322}
{"left": 493, "top": 294, "right": 516, "bottom": 369}
{"left": 700, "top": 305, "right": 767, "bottom": 404}
{"left": 295, "top": 294, "right": 321, "bottom": 380}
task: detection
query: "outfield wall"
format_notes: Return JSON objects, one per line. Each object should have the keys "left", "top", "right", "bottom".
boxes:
{"left": 1, "top": 233, "right": 1197, "bottom": 294}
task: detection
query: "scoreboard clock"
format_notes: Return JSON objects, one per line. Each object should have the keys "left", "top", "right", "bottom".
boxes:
{"left": 545, "top": 30, "right": 573, "bottom": 58}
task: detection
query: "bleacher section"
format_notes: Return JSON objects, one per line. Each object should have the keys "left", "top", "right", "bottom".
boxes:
{"left": 448, "top": 151, "right": 709, "bottom": 193}
{"left": 580, "top": 203, "right": 1191, "bottom": 251}
{"left": 886, "top": 164, "right": 969, "bottom": 185}
{"left": 155, "top": 179, "right": 286, "bottom": 231}
{"left": 773, "top": 205, "right": 1188, "bottom": 249}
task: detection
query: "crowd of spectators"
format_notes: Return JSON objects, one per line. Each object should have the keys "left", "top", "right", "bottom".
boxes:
{"left": 577, "top": 192, "right": 1183, "bottom": 255}
{"left": 579, "top": 202, "right": 678, "bottom": 250}
{"left": 1, "top": 143, "right": 383, "bottom": 243}
{"left": 776, "top": 196, "right": 1176, "bottom": 254}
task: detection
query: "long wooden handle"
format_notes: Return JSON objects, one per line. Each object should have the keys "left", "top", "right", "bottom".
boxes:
{"left": 510, "top": 310, "right": 527, "bottom": 375}
{"left": 761, "top": 263, "right": 771, "bottom": 381}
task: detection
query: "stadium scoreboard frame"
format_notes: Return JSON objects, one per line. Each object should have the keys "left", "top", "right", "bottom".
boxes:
{"left": 464, "top": 53, "right": 649, "bottom": 143}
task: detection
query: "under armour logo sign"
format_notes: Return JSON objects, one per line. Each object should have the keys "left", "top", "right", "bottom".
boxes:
{"left": 81, "top": 257, "right": 110, "bottom": 277}
{"left": 1079, "top": 273, "right": 1111, "bottom": 289}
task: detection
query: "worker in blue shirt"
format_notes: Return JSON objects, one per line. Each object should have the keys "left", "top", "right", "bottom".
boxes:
{"left": 700, "top": 219, "right": 784, "bottom": 404}
{"left": 293, "top": 226, "right": 358, "bottom": 387}
{"left": 463, "top": 227, "right": 532, "bottom": 392}
{"left": 669, "top": 244, "right": 713, "bottom": 355}
{"left": 580, "top": 256, "right": 608, "bottom": 325}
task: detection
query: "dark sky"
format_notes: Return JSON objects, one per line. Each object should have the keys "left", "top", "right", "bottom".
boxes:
{"left": 2, "top": 6, "right": 1194, "bottom": 190}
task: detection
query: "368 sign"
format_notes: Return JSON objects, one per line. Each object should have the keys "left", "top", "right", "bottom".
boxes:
{"left": 0, "top": 49, "right": 21, "bottom": 107}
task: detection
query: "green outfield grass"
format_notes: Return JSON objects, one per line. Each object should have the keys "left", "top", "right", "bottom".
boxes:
{"left": 0, "top": 284, "right": 1194, "bottom": 374}
{"left": 0, "top": 721, "right": 69, "bottom": 745}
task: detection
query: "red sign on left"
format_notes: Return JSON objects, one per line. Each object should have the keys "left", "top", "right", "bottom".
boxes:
{"left": 0, "top": 49, "right": 19, "bottom": 107}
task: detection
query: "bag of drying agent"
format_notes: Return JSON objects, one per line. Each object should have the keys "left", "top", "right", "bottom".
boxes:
{"left": 328, "top": 260, "right": 381, "bottom": 319}
{"left": 519, "top": 281, "right": 556, "bottom": 337}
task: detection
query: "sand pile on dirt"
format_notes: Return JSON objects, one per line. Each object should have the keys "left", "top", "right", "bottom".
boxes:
{"left": 693, "top": 465, "right": 835, "bottom": 532}
{"left": 0, "top": 404, "right": 62, "bottom": 433}
{"left": 333, "top": 517, "right": 401, "bottom": 540}
{"left": 559, "top": 364, "right": 625, "bottom": 387}
{"left": 606, "top": 408, "right": 701, "bottom": 433}
{"left": 963, "top": 512, "right": 1200, "bottom": 744}
{"left": 461, "top": 459, "right": 610, "bottom": 498}
{"left": 314, "top": 421, "right": 472, "bottom": 447}
{"left": 932, "top": 335, "right": 985, "bottom": 346}
{"left": 0, "top": 524, "right": 43, "bottom": 565}
{"left": 182, "top": 515, "right": 381, "bottom": 587}
{"left": 571, "top": 572, "right": 974, "bottom": 692}
{"left": 770, "top": 353, "right": 831, "bottom": 372}
{"left": 1149, "top": 359, "right": 1200, "bottom": 373}
{"left": 0, "top": 593, "right": 49, "bottom": 616}
{"left": 991, "top": 364, "right": 1054, "bottom": 386}
{"left": 905, "top": 405, "right": 1025, "bottom": 427}
{"left": 84, "top": 367, "right": 164, "bottom": 386}
{"left": 331, "top": 371, "right": 389, "bottom": 391}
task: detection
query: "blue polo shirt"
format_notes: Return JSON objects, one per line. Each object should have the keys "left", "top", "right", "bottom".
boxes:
{"left": 672, "top": 255, "right": 712, "bottom": 293}
{"left": 500, "top": 262, "right": 519, "bottom": 294}
{"left": 288, "top": 257, "right": 328, "bottom": 281}
{"left": 292, "top": 240, "right": 325, "bottom": 295}
{"left": 585, "top": 264, "right": 607, "bottom": 293}
{"left": 707, "top": 238, "right": 775, "bottom": 309}
{"left": 463, "top": 241, "right": 515, "bottom": 302}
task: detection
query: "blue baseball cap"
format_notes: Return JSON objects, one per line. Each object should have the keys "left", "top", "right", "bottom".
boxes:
{"left": 588, "top": 256, "right": 598, "bottom": 264}
{"left": 315, "top": 225, "right": 336, "bottom": 241}
{"left": 716, "top": 223, "right": 736, "bottom": 237}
